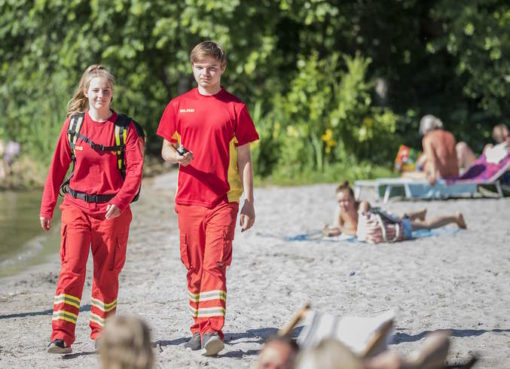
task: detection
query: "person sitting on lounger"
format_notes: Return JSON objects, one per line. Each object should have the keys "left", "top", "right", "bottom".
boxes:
{"left": 419, "top": 115, "right": 459, "bottom": 185}
{"left": 323, "top": 181, "right": 466, "bottom": 243}
{"left": 457, "top": 123, "right": 510, "bottom": 170}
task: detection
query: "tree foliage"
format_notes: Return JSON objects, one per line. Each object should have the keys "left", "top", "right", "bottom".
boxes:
{"left": 1, "top": 0, "right": 509, "bottom": 180}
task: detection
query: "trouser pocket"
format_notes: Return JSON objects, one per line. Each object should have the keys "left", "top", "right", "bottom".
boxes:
{"left": 180, "top": 233, "right": 191, "bottom": 270}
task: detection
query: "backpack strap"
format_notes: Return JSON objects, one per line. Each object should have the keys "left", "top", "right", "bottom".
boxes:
{"left": 114, "top": 114, "right": 144, "bottom": 202}
{"left": 114, "top": 114, "right": 131, "bottom": 178}
{"left": 67, "top": 112, "right": 85, "bottom": 160}
{"left": 61, "top": 113, "right": 85, "bottom": 195}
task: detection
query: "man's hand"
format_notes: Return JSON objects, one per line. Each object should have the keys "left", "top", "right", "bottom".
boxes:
{"left": 239, "top": 199, "right": 255, "bottom": 232}
{"left": 105, "top": 204, "right": 121, "bottom": 220}
{"left": 427, "top": 172, "right": 437, "bottom": 186}
{"left": 40, "top": 217, "right": 51, "bottom": 231}
{"left": 176, "top": 151, "right": 193, "bottom": 167}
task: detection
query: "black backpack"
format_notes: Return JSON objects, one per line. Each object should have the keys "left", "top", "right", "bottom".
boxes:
{"left": 60, "top": 112, "right": 145, "bottom": 202}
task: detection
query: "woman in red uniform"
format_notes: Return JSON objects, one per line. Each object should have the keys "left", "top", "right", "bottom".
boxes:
{"left": 40, "top": 64, "right": 144, "bottom": 354}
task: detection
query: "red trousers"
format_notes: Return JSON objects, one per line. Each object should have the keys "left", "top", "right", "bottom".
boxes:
{"left": 51, "top": 204, "right": 131, "bottom": 346}
{"left": 175, "top": 202, "right": 238, "bottom": 340}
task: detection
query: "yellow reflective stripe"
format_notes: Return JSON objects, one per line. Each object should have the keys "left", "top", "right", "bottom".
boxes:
{"left": 188, "top": 290, "right": 200, "bottom": 303}
{"left": 54, "top": 294, "right": 81, "bottom": 309}
{"left": 226, "top": 136, "right": 243, "bottom": 202}
{"left": 53, "top": 310, "right": 78, "bottom": 324}
{"left": 199, "top": 290, "right": 226, "bottom": 302}
{"left": 90, "top": 313, "right": 105, "bottom": 327}
{"left": 196, "top": 307, "right": 226, "bottom": 318}
{"left": 91, "top": 298, "right": 117, "bottom": 313}
{"left": 189, "top": 306, "right": 198, "bottom": 318}
{"left": 188, "top": 290, "right": 226, "bottom": 303}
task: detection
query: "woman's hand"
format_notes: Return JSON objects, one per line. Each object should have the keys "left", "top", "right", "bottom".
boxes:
{"left": 105, "top": 204, "right": 121, "bottom": 219}
{"left": 40, "top": 217, "right": 52, "bottom": 231}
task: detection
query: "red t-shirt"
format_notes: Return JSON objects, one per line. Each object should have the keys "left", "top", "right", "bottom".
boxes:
{"left": 157, "top": 87, "right": 259, "bottom": 208}
{"left": 40, "top": 111, "right": 144, "bottom": 219}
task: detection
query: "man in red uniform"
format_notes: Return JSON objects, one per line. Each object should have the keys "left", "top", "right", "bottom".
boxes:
{"left": 157, "top": 41, "right": 259, "bottom": 356}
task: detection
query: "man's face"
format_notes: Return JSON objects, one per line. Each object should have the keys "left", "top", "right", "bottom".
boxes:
{"left": 192, "top": 56, "right": 226, "bottom": 91}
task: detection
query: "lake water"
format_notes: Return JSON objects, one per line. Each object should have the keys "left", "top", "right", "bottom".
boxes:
{"left": 0, "top": 190, "right": 60, "bottom": 277}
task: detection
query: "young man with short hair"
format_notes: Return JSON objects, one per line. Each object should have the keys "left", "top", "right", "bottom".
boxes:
{"left": 157, "top": 41, "right": 259, "bottom": 356}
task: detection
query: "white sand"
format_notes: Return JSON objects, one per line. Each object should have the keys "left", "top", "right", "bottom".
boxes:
{"left": 1, "top": 171, "right": 509, "bottom": 368}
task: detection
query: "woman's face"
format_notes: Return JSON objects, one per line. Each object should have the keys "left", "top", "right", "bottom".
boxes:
{"left": 85, "top": 76, "right": 113, "bottom": 112}
{"left": 336, "top": 190, "right": 355, "bottom": 212}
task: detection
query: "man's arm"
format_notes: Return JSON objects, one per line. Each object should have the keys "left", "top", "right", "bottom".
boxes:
{"left": 237, "top": 143, "right": 255, "bottom": 232}
{"left": 422, "top": 136, "right": 438, "bottom": 185}
{"left": 161, "top": 139, "right": 193, "bottom": 166}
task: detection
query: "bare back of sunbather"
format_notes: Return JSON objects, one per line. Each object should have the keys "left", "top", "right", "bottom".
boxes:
{"left": 422, "top": 129, "right": 459, "bottom": 184}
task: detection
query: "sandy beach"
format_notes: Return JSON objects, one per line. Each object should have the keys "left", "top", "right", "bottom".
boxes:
{"left": 1, "top": 171, "right": 509, "bottom": 369}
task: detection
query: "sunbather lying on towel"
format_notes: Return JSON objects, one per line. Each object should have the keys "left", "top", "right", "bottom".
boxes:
{"left": 323, "top": 181, "right": 466, "bottom": 243}
{"left": 296, "top": 332, "right": 454, "bottom": 369}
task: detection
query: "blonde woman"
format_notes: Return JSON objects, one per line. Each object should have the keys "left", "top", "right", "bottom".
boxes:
{"left": 40, "top": 64, "right": 144, "bottom": 353}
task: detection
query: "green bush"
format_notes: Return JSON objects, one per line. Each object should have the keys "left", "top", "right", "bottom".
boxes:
{"left": 252, "top": 52, "right": 400, "bottom": 183}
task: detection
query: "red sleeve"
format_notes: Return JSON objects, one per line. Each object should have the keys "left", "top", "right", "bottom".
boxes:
{"left": 110, "top": 122, "right": 144, "bottom": 211}
{"left": 235, "top": 105, "right": 259, "bottom": 146}
{"left": 40, "top": 119, "right": 72, "bottom": 219}
{"left": 156, "top": 102, "right": 178, "bottom": 143}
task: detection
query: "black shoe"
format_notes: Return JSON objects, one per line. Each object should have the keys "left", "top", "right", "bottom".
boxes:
{"left": 184, "top": 333, "right": 201, "bottom": 351}
{"left": 47, "top": 339, "right": 72, "bottom": 354}
{"left": 201, "top": 333, "right": 224, "bottom": 356}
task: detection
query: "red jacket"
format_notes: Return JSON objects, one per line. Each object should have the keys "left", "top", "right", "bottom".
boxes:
{"left": 40, "top": 112, "right": 144, "bottom": 219}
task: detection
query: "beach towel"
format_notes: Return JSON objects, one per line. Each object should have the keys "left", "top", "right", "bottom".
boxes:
{"left": 447, "top": 152, "right": 510, "bottom": 185}
{"left": 283, "top": 227, "right": 459, "bottom": 243}
{"left": 296, "top": 309, "right": 395, "bottom": 355}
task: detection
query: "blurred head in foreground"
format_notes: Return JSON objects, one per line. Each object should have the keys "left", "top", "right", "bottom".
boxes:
{"left": 98, "top": 315, "right": 154, "bottom": 369}
{"left": 254, "top": 335, "right": 299, "bottom": 369}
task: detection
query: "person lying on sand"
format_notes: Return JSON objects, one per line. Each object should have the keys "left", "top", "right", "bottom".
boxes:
{"left": 323, "top": 181, "right": 466, "bottom": 243}
{"left": 296, "top": 331, "right": 453, "bottom": 369}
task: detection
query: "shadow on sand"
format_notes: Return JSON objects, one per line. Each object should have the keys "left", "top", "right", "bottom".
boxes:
{"left": 0, "top": 304, "right": 91, "bottom": 320}
{"left": 393, "top": 327, "right": 510, "bottom": 344}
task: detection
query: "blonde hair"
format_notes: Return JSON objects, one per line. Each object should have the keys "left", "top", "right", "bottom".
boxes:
{"left": 66, "top": 64, "right": 115, "bottom": 117}
{"left": 98, "top": 315, "right": 154, "bottom": 369}
{"left": 190, "top": 41, "right": 227, "bottom": 66}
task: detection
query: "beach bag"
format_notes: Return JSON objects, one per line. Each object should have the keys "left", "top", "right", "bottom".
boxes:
{"left": 357, "top": 208, "right": 403, "bottom": 244}
{"left": 394, "top": 145, "right": 422, "bottom": 173}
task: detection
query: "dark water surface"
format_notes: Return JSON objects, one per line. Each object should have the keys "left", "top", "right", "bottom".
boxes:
{"left": 0, "top": 190, "right": 60, "bottom": 277}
